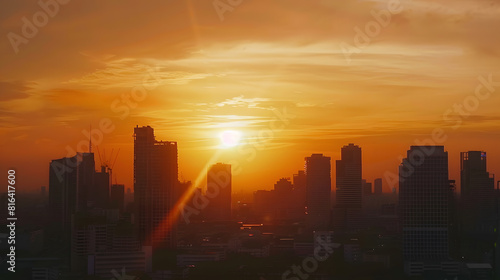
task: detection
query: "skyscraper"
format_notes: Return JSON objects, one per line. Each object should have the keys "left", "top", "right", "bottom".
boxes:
{"left": 305, "top": 154, "right": 331, "bottom": 230}
{"left": 49, "top": 156, "right": 76, "bottom": 235}
{"left": 75, "top": 153, "right": 97, "bottom": 212}
{"left": 335, "top": 143, "right": 362, "bottom": 232}
{"left": 134, "top": 126, "right": 178, "bottom": 248}
{"left": 399, "top": 146, "right": 457, "bottom": 277}
{"left": 49, "top": 152, "right": 96, "bottom": 234}
{"left": 374, "top": 178, "right": 382, "bottom": 195}
{"left": 205, "top": 163, "right": 232, "bottom": 221}
{"left": 93, "top": 165, "right": 110, "bottom": 209}
{"left": 460, "top": 151, "right": 496, "bottom": 262}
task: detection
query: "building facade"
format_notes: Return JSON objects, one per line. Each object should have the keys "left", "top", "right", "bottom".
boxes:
{"left": 306, "top": 154, "right": 331, "bottom": 230}
{"left": 134, "top": 126, "right": 178, "bottom": 248}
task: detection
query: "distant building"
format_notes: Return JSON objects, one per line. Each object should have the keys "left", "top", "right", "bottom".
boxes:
{"left": 305, "top": 154, "right": 331, "bottom": 230}
{"left": 88, "top": 246, "right": 152, "bottom": 278}
{"left": 205, "top": 163, "right": 232, "bottom": 221}
{"left": 460, "top": 151, "right": 496, "bottom": 263}
{"left": 251, "top": 177, "right": 306, "bottom": 223}
{"left": 292, "top": 170, "right": 307, "bottom": 214}
{"left": 253, "top": 190, "right": 275, "bottom": 222}
{"left": 134, "top": 125, "right": 178, "bottom": 248}
{"left": 274, "top": 178, "right": 293, "bottom": 220}
{"left": 399, "top": 146, "right": 458, "bottom": 277}
{"left": 93, "top": 166, "right": 110, "bottom": 209}
{"left": 70, "top": 214, "right": 111, "bottom": 271}
{"left": 335, "top": 144, "right": 363, "bottom": 232}
{"left": 314, "top": 231, "right": 337, "bottom": 258}
{"left": 71, "top": 212, "right": 144, "bottom": 275}
{"left": 49, "top": 152, "right": 96, "bottom": 234}
{"left": 362, "top": 179, "right": 372, "bottom": 196}
{"left": 374, "top": 178, "right": 382, "bottom": 195}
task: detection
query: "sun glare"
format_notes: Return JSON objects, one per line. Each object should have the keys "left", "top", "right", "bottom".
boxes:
{"left": 219, "top": 130, "right": 242, "bottom": 148}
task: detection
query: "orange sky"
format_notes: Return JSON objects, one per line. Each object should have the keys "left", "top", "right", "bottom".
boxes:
{"left": 1, "top": 0, "right": 500, "bottom": 194}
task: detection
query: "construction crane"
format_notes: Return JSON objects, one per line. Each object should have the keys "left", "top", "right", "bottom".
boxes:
{"left": 96, "top": 146, "right": 120, "bottom": 185}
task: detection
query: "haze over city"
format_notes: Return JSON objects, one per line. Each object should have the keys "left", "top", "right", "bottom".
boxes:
{"left": 1, "top": 0, "right": 500, "bottom": 194}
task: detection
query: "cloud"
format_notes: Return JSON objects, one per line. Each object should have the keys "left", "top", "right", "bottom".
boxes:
{"left": 65, "top": 58, "right": 215, "bottom": 89}
{"left": 0, "top": 80, "right": 34, "bottom": 101}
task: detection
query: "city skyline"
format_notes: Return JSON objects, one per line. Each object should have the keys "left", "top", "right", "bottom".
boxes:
{"left": 19, "top": 125, "right": 500, "bottom": 196}
{"left": 43, "top": 124, "right": 499, "bottom": 203}
{"left": 1, "top": 1, "right": 500, "bottom": 194}
{"left": 2, "top": 1, "right": 500, "bottom": 279}
{"left": 37, "top": 126, "right": 500, "bottom": 278}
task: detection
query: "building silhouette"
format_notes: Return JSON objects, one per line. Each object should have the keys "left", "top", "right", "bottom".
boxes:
{"left": 460, "top": 151, "right": 496, "bottom": 263}
{"left": 374, "top": 178, "right": 382, "bottom": 195}
{"left": 93, "top": 166, "right": 110, "bottom": 209}
{"left": 49, "top": 153, "right": 97, "bottom": 235}
{"left": 134, "top": 125, "right": 178, "bottom": 248}
{"left": 205, "top": 163, "right": 232, "bottom": 221}
{"left": 399, "top": 146, "right": 458, "bottom": 277}
{"left": 335, "top": 144, "right": 363, "bottom": 232}
{"left": 49, "top": 151, "right": 112, "bottom": 273}
{"left": 110, "top": 184, "right": 125, "bottom": 212}
{"left": 293, "top": 170, "right": 306, "bottom": 199}
{"left": 362, "top": 179, "right": 372, "bottom": 196}
{"left": 305, "top": 154, "right": 331, "bottom": 230}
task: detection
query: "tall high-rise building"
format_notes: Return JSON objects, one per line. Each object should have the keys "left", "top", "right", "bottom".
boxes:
{"left": 335, "top": 144, "right": 363, "bottom": 232}
{"left": 75, "top": 153, "right": 97, "bottom": 212}
{"left": 49, "top": 151, "right": 109, "bottom": 271}
{"left": 374, "top": 178, "right": 382, "bottom": 195}
{"left": 93, "top": 166, "right": 110, "bottom": 209}
{"left": 134, "top": 126, "right": 178, "bottom": 248}
{"left": 399, "top": 146, "right": 458, "bottom": 277}
{"left": 205, "top": 163, "right": 232, "bottom": 221}
{"left": 274, "top": 178, "right": 299, "bottom": 221}
{"left": 460, "top": 151, "right": 496, "bottom": 262}
{"left": 293, "top": 170, "right": 307, "bottom": 209}
{"left": 305, "top": 154, "right": 331, "bottom": 230}
{"left": 49, "top": 153, "right": 96, "bottom": 234}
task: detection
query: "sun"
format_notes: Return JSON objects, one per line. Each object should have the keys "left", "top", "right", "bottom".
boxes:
{"left": 219, "top": 130, "right": 242, "bottom": 148}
